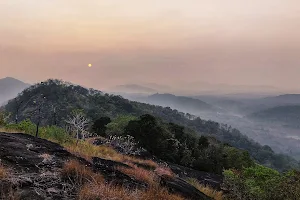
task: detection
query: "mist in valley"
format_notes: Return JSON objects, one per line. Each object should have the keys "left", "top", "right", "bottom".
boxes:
{"left": 121, "top": 91, "right": 300, "bottom": 160}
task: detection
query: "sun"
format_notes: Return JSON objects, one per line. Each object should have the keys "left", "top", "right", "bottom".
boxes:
{"left": 88, "top": 64, "right": 92, "bottom": 67}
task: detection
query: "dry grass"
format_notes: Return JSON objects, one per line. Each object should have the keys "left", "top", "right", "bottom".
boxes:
{"left": 80, "top": 184, "right": 184, "bottom": 200}
{"left": 79, "top": 183, "right": 137, "bottom": 200}
{"left": 122, "top": 156, "right": 159, "bottom": 169}
{"left": 187, "top": 178, "right": 223, "bottom": 200}
{"left": 0, "top": 165, "right": 19, "bottom": 200}
{"left": 139, "top": 186, "right": 184, "bottom": 200}
{"left": 68, "top": 160, "right": 183, "bottom": 200}
{"left": 64, "top": 141, "right": 122, "bottom": 162}
{"left": 0, "top": 165, "right": 8, "bottom": 180}
{"left": 0, "top": 127, "right": 23, "bottom": 134}
{"left": 61, "top": 160, "right": 103, "bottom": 185}
{"left": 117, "top": 166, "right": 157, "bottom": 186}
{"left": 154, "top": 166, "right": 175, "bottom": 178}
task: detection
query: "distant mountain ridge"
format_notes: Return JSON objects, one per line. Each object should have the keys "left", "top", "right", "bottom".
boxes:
{"left": 111, "top": 84, "right": 157, "bottom": 93}
{"left": 134, "top": 93, "right": 219, "bottom": 114}
{"left": 248, "top": 105, "right": 300, "bottom": 127}
{"left": 0, "top": 77, "right": 30, "bottom": 105}
{"left": 261, "top": 94, "right": 300, "bottom": 105}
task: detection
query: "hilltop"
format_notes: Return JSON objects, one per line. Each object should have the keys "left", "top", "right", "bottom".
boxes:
{"left": 1, "top": 79, "right": 300, "bottom": 200}
{"left": 3, "top": 79, "right": 300, "bottom": 172}
{"left": 0, "top": 77, "right": 30, "bottom": 105}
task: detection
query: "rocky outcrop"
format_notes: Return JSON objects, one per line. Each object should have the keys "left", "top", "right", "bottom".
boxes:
{"left": 0, "top": 132, "right": 213, "bottom": 200}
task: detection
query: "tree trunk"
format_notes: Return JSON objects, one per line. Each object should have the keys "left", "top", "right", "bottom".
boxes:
{"left": 35, "top": 121, "right": 40, "bottom": 137}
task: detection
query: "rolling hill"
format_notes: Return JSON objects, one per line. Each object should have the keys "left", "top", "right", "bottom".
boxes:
{"left": 248, "top": 105, "right": 300, "bottom": 128}
{"left": 0, "top": 77, "right": 30, "bottom": 105}
{"left": 3, "top": 79, "right": 300, "bottom": 171}
{"left": 110, "top": 84, "right": 157, "bottom": 94}
{"left": 260, "top": 94, "right": 300, "bottom": 105}
{"left": 134, "top": 93, "right": 220, "bottom": 114}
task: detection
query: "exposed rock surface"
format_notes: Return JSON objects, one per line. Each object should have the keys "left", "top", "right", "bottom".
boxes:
{"left": 168, "top": 163, "right": 223, "bottom": 189}
{"left": 0, "top": 132, "right": 213, "bottom": 200}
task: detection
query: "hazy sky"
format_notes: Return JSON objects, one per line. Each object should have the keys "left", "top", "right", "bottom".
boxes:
{"left": 1, "top": 0, "right": 299, "bottom": 92}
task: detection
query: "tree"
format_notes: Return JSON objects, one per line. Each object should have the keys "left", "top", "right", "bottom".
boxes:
{"left": 66, "top": 111, "right": 90, "bottom": 143}
{"left": 91, "top": 117, "right": 111, "bottom": 136}
{"left": 198, "top": 136, "right": 209, "bottom": 149}
{"left": 106, "top": 115, "right": 137, "bottom": 136}
{"left": 32, "top": 94, "right": 47, "bottom": 137}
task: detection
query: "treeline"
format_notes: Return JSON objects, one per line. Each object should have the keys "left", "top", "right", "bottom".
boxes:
{"left": 4, "top": 79, "right": 300, "bottom": 171}
{"left": 109, "top": 114, "right": 254, "bottom": 174}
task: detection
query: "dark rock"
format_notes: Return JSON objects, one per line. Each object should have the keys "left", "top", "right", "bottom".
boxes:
{"left": 168, "top": 162, "right": 223, "bottom": 190}
{"left": 160, "top": 175, "right": 213, "bottom": 200}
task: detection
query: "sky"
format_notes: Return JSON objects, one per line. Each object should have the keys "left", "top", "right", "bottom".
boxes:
{"left": 0, "top": 0, "right": 300, "bottom": 93}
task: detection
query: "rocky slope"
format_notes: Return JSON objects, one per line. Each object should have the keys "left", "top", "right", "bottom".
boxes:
{"left": 0, "top": 132, "right": 216, "bottom": 200}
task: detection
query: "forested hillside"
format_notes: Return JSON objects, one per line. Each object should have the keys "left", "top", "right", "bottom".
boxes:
{"left": 134, "top": 93, "right": 219, "bottom": 113}
{"left": 4, "top": 79, "right": 300, "bottom": 171}
{"left": 248, "top": 105, "right": 300, "bottom": 128}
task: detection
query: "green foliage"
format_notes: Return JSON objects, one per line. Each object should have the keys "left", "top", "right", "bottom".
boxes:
{"left": 106, "top": 115, "right": 137, "bottom": 136}
{"left": 4, "top": 119, "right": 72, "bottom": 145}
{"left": 39, "top": 126, "right": 73, "bottom": 145}
{"left": 4, "top": 79, "right": 300, "bottom": 171}
{"left": 124, "top": 114, "right": 253, "bottom": 174}
{"left": 223, "top": 165, "right": 290, "bottom": 200}
{"left": 268, "top": 170, "right": 300, "bottom": 200}
{"left": 223, "top": 146, "right": 255, "bottom": 170}
{"left": 5, "top": 119, "right": 36, "bottom": 135}
{"left": 91, "top": 117, "right": 111, "bottom": 136}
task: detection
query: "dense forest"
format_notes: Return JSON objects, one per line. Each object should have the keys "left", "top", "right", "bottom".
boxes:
{"left": 4, "top": 79, "right": 300, "bottom": 172}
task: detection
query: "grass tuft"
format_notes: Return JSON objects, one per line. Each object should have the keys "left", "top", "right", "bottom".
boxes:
{"left": 139, "top": 186, "right": 184, "bottom": 200}
{"left": 117, "top": 166, "right": 157, "bottom": 186}
{"left": 0, "top": 165, "right": 8, "bottom": 180}
{"left": 61, "top": 160, "right": 103, "bottom": 186}
{"left": 187, "top": 178, "right": 223, "bottom": 200}
{"left": 64, "top": 141, "right": 122, "bottom": 162}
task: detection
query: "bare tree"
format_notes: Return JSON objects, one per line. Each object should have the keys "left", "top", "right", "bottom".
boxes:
{"left": 31, "top": 94, "right": 47, "bottom": 137}
{"left": 65, "top": 112, "right": 90, "bottom": 143}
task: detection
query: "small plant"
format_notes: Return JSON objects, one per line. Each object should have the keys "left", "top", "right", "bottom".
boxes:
{"left": 0, "top": 164, "right": 8, "bottom": 180}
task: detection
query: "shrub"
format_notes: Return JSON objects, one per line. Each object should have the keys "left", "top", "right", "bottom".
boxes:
{"left": 5, "top": 119, "right": 36, "bottom": 135}
{"left": 39, "top": 126, "right": 72, "bottom": 144}
{"left": 223, "top": 165, "right": 281, "bottom": 200}
{"left": 106, "top": 115, "right": 137, "bottom": 136}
